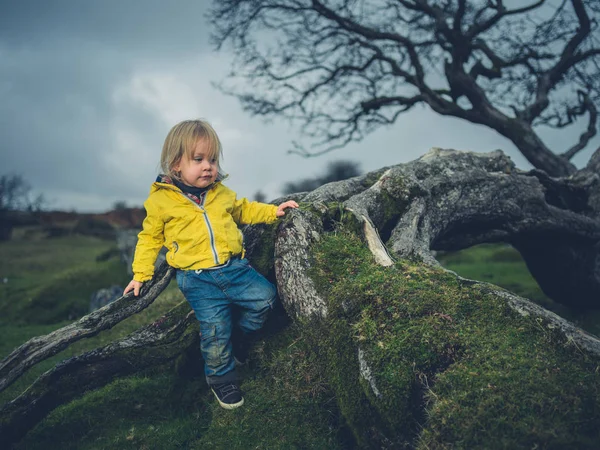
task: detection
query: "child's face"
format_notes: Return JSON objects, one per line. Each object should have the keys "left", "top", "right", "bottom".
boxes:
{"left": 174, "top": 139, "right": 218, "bottom": 188}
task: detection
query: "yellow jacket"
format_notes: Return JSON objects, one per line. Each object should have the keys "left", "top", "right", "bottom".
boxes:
{"left": 132, "top": 181, "right": 278, "bottom": 282}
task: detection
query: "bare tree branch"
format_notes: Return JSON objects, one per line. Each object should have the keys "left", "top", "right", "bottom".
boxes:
{"left": 562, "top": 91, "right": 598, "bottom": 159}
{"left": 211, "top": 0, "right": 600, "bottom": 176}
{"left": 310, "top": 0, "right": 425, "bottom": 85}
{"left": 522, "top": 0, "right": 594, "bottom": 123}
{"left": 466, "top": 0, "right": 548, "bottom": 38}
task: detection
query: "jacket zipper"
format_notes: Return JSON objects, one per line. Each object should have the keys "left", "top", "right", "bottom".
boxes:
{"left": 181, "top": 191, "right": 220, "bottom": 265}
{"left": 200, "top": 193, "right": 220, "bottom": 265}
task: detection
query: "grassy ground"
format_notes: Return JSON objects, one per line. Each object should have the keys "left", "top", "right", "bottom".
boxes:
{"left": 0, "top": 228, "right": 349, "bottom": 448}
{"left": 2, "top": 226, "right": 599, "bottom": 448}
{"left": 0, "top": 229, "right": 188, "bottom": 406}
{"left": 17, "top": 324, "right": 347, "bottom": 450}
{"left": 0, "top": 231, "right": 131, "bottom": 325}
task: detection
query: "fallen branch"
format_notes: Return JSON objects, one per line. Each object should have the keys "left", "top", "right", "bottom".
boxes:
{"left": 0, "top": 303, "right": 196, "bottom": 447}
{"left": 0, "top": 261, "right": 174, "bottom": 393}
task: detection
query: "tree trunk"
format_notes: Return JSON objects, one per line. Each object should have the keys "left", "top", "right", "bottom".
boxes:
{"left": 2, "top": 148, "right": 600, "bottom": 447}
{"left": 273, "top": 146, "right": 600, "bottom": 328}
{"left": 280, "top": 147, "right": 600, "bottom": 308}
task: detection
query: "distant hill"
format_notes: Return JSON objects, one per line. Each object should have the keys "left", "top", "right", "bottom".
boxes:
{"left": 2, "top": 208, "right": 145, "bottom": 241}
{"left": 37, "top": 208, "right": 146, "bottom": 229}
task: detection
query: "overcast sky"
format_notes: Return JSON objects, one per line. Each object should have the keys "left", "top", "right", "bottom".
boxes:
{"left": 1, "top": 0, "right": 598, "bottom": 212}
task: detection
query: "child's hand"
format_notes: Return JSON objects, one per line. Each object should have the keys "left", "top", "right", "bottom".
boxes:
{"left": 276, "top": 200, "right": 299, "bottom": 217}
{"left": 124, "top": 280, "right": 143, "bottom": 297}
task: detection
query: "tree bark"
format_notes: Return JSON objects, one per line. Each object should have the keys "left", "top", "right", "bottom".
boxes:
{"left": 273, "top": 146, "right": 600, "bottom": 311}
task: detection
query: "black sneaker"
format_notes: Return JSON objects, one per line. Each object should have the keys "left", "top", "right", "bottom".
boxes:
{"left": 211, "top": 382, "right": 244, "bottom": 409}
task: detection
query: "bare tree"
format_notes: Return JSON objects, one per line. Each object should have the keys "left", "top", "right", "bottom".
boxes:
{"left": 210, "top": 0, "right": 600, "bottom": 177}
{"left": 0, "top": 174, "right": 45, "bottom": 240}
{"left": 208, "top": 0, "right": 600, "bottom": 314}
{"left": 0, "top": 174, "right": 43, "bottom": 212}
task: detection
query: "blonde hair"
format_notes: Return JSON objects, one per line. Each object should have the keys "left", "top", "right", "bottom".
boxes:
{"left": 160, "top": 119, "right": 224, "bottom": 179}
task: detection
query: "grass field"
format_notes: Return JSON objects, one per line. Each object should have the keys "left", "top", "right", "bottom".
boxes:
{"left": 0, "top": 229, "right": 185, "bottom": 405}
{"left": 1, "top": 229, "right": 599, "bottom": 448}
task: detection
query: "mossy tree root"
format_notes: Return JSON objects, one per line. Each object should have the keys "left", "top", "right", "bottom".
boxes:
{"left": 0, "top": 262, "right": 174, "bottom": 393}
{"left": 0, "top": 303, "right": 197, "bottom": 447}
{"left": 272, "top": 200, "right": 600, "bottom": 447}
{"left": 287, "top": 148, "right": 600, "bottom": 308}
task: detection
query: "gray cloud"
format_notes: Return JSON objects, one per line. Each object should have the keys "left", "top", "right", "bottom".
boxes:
{"left": 0, "top": 0, "right": 597, "bottom": 212}
{"left": 0, "top": 0, "right": 212, "bottom": 210}
{"left": 0, "top": 0, "right": 211, "bottom": 53}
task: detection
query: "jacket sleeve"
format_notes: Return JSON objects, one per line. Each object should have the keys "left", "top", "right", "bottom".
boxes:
{"left": 231, "top": 196, "right": 278, "bottom": 225}
{"left": 132, "top": 194, "right": 165, "bottom": 282}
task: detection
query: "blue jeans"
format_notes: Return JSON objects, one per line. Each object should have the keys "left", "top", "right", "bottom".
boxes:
{"left": 175, "top": 256, "right": 276, "bottom": 385}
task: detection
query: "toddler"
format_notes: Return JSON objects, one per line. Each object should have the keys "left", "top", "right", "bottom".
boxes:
{"left": 124, "top": 119, "right": 298, "bottom": 409}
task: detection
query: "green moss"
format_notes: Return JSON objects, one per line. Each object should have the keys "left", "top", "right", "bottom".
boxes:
{"left": 376, "top": 190, "right": 408, "bottom": 241}
{"left": 438, "top": 244, "right": 600, "bottom": 336}
{"left": 17, "top": 373, "right": 210, "bottom": 450}
{"left": 306, "top": 227, "right": 600, "bottom": 448}
{"left": 305, "top": 314, "right": 379, "bottom": 447}
{"left": 419, "top": 288, "right": 600, "bottom": 448}
{"left": 194, "top": 326, "right": 347, "bottom": 449}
